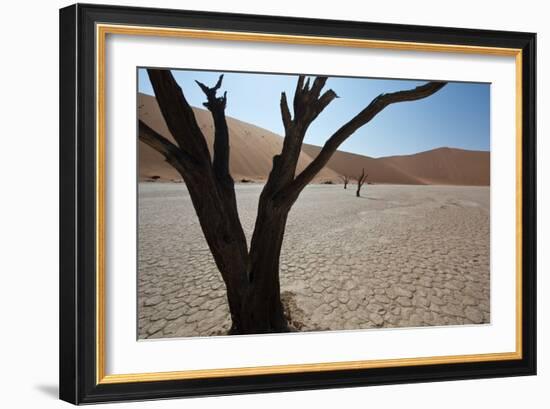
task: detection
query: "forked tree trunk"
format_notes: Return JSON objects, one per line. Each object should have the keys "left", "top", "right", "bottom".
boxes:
{"left": 140, "top": 69, "right": 446, "bottom": 334}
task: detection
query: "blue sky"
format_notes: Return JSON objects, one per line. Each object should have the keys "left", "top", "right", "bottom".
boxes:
{"left": 138, "top": 68, "right": 490, "bottom": 158}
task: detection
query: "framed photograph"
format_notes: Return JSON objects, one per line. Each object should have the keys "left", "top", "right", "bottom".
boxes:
{"left": 59, "top": 3, "right": 536, "bottom": 404}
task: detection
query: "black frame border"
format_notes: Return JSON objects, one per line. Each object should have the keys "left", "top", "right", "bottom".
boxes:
{"left": 59, "top": 3, "right": 536, "bottom": 404}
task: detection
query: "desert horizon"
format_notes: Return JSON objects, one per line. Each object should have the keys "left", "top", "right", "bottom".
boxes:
{"left": 138, "top": 93, "right": 490, "bottom": 186}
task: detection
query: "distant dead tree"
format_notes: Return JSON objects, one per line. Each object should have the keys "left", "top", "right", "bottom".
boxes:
{"left": 339, "top": 175, "right": 350, "bottom": 189}
{"left": 139, "top": 69, "right": 445, "bottom": 334}
{"left": 355, "top": 168, "right": 368, "bottom": 197}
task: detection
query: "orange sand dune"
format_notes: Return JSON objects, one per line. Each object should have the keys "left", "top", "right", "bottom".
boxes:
{"left": 381, "top": 147, "right": 490, "bottom": 185}
{"left": 138, "top": 93, "right": 489, "bottom": 186}
{"left": 302, "top": 144, "right": 490, "bottom": 186}
{"left": 138, "top": 93, "right": 339, "bottom": 182}
{"left": 301, "top": 144, "right": 424, "bottom": 185}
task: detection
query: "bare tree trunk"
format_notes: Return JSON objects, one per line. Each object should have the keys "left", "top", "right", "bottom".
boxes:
{"left": 236, "top": 77, "right": 340, "bottom": 332}
{"left": 140, "top": 69, "right": 446, "bottom": 334}
{"left": 242, "top": 208, "right": 289, "bottom": 333}
{"left": 356, "top": 168, "right": 368, "bottom": 197}
{"left": 339, "top": 175, "right": 349, "bottom": 189}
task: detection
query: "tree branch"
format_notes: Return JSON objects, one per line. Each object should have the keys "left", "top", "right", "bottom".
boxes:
{"left": 310, "top": 76, "right": 328, "bottom": 100}
{"left": 138, "top": 120, "right": 195, "bottom": 172}
{"left": 147, "top": 69, "right": 211, "bottom": 163}
{"left": 196, "top": 74, "right": 227, "bottom": 111}
{"left": 264, "top": 75, "right": 339, "bottom": 196}
{"left": 292, "top": 75, "right": 338, "bottom": 129}
{"left": 280, "top": 92, "right": 292, "bottom": 131}
{"left": 355, "top": 168, "right": 368, "bottom": 185}
{"left": 279, "top": 81, "right": 447, "bottom": 202}
{"left": 196, "top": 75, "right": 232, "bottom": 185}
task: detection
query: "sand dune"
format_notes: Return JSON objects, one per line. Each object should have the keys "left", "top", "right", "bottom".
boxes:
{"left": 138, "top": 93, "right": 489, "bottom": 186}
{"left": 138, "top": 93, "right": 339, "bottom": 182}
{"left": 301, "top": 144, "right": 424, "bottom": 185}
{"left": 302, "top": 145, "right": 490, "bottom": 186}
{"left": 381, "top": 147, "right": 490, "bottom": 185}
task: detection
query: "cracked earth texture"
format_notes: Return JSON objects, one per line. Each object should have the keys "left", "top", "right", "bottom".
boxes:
{"left": 138, "top": 183, "right": 489, "bottom": 339}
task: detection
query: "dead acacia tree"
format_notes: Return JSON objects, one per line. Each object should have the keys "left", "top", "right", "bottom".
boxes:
{"left": 339, "top": 175, "right": 350, "bottom": 189}
{"left": 139, "top": 69, "right": 446, "bottom": 334}
{"left": 355, "top": 168, "right": 368, "bottom": 197}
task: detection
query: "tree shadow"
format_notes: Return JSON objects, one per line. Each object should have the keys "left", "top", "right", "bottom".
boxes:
{"left": 34, "top": 384, "right": 58, "bottom": 399}
{"left": 357, "top": 196, "right": 382, "bottom": 200}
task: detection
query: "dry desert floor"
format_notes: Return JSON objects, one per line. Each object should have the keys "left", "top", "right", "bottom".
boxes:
{"left": 138, "top": 183, "right": 490, "bottom": 339}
